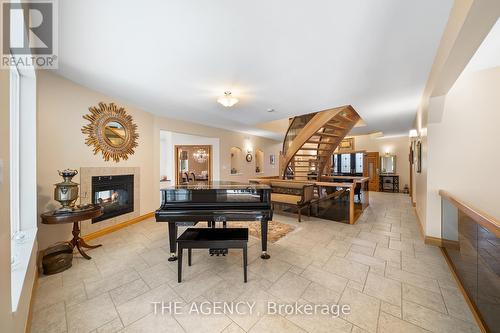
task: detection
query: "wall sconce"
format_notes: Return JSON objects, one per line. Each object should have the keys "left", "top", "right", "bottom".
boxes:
{"left": 244, "top": 138, "right": 253, "bottom": 155}
{"left": 409, "top": 129, "right": 418, "bottom": 138}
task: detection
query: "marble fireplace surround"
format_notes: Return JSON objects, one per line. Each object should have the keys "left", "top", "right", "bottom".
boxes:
{"left": 80, "top": 167, "right": 140, "bottom": 235}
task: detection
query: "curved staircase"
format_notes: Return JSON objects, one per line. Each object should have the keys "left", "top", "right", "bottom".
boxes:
{"left": 280, "top": 105, "right": 361, "bottom": 180}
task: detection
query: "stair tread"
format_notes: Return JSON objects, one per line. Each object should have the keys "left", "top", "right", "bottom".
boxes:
{"left": 294, "top": 154, "right": 319, "bottom": 157}
{"left": 324, "top": 123, "right": 347, "bottom": 130}
{"left": 315, "top": 132, "right": 340, "bottom": 137}
{"left": 335, "top": 114, "right": 356, "bottom": 123}
{"left": 306, "top": 140, "right": 336, "bottom": 144}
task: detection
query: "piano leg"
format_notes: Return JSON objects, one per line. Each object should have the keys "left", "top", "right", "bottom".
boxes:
{"left": 260, "top": 219, "right": 271, "bottom": 259}
{"left": 168, "top": 222, "right": 178, "bottom": 261}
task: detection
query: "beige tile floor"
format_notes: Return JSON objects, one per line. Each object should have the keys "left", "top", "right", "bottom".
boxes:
{"left": 31, "top": 192, "right": 480, "bottom": 333}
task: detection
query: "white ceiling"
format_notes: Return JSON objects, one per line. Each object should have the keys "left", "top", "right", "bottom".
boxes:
{"left": 57, "top": 0, "right": 453, "bottom": 140}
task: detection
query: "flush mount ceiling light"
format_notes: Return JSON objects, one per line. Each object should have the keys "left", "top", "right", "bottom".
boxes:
{"left": 217, "top": 91, "right": 239, "bottom": 107}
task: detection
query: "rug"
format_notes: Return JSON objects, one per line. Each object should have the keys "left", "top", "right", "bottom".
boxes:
{"left": 229, "top": 220, "right": 295, "bottom": 243}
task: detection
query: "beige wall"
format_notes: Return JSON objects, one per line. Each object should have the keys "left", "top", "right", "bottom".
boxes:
{"left": 411, "top": 0, "right": 500, "bottom": 235}
{"left": 425, "top": 67, "right": 500, "bottom": 237}
{"left": 37, "top": 72, "right": 156, "bottom": 249}
{"left": 37, "top": 72, "right": 280, "bottom": 249}
{"left": 351, "top": 134, "right": 411, "bottom": 190}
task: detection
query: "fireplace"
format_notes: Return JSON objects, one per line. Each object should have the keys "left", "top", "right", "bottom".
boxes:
{"left": 91, "top": 174, "right": 134, "bottom": 223}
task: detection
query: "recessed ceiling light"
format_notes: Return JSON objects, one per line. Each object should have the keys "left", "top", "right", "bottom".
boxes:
{"left": 267, "top": 108, "right": 275, "bottom": 113}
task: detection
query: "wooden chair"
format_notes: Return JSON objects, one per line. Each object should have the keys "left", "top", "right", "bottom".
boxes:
{"left": 270, "top": 181, "right": 315, "bottom": 222}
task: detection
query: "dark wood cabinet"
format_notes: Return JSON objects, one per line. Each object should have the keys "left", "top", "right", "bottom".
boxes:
{"left": 379, "top": 174, "right": 399, "bottom": 192}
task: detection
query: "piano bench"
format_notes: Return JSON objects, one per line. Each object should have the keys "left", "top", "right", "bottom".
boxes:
{"left": 177, "top": 228, "right": 249, "bottom": 283}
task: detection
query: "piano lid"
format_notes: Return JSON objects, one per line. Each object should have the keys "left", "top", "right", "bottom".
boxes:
{"left": 161, "top": 181, "right": 271, "bottom": 191}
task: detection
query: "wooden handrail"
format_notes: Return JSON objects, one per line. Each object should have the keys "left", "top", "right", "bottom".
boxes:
{"left": 280, "top": 105, "right": 360, "bottom": 178}
{"left": 282, "top": 116, "right": 298, "bottom": 154}
{"left": 439, "top": 190, "right": 500, "bottom": 238}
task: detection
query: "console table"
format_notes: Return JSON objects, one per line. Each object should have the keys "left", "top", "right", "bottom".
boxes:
{"left": 379, "top": 174, "right": 399, "bottom": 193}
{"left": 41, "top": 205, "right": 103, "bottom": 260}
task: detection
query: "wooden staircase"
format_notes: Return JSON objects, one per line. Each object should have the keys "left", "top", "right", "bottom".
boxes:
{"left": 280, "top": 105, "right": 361, "bottom": 180}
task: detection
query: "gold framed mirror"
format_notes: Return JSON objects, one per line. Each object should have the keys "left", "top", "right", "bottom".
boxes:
{"left": 82, "top": 102, "right": 138, "bottom": 162}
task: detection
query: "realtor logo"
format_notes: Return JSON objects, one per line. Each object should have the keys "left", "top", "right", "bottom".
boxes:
{"left": 1, "top": 0, "right": 58, "bottom": 69}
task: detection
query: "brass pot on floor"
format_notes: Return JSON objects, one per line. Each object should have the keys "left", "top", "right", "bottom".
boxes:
{"left": 41, "top": 243, "right": 73, "bottom": 275}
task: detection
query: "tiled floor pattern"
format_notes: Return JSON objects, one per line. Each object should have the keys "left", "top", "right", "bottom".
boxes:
{"left": 31, "top": 192, "right": 480, "bottom": 333}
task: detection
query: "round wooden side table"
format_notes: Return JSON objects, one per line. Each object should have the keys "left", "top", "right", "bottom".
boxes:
{"left": 41, "top": 205, "right": 104, "bottom": 260}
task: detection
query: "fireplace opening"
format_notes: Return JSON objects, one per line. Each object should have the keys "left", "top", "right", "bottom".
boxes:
{"left": 91, "top": 174, "right": 134, "bottom": 223}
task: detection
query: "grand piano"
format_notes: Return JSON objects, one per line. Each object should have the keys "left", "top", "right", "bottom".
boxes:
{"left": 155, "top": 181, "right": 273, "bottom": 261}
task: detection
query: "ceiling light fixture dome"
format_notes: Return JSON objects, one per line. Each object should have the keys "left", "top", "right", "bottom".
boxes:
{"left": 217, "top": 91, "right": 239, "bottom": 107}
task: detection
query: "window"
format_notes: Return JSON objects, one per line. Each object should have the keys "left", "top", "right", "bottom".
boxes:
{"left": 341, "top": 153, "right": 351, "bottom": 173}
{"left": 355, "top": 153, "right": 364, "bottom": 174}
{"left": 9, "top": 64, "right": 37, "bottom": 311}
{"left": 332, "top": 154, "right": 338, "bottom": 173}
{"left": 10, "top": 67, "right": 20, "bottom": 240}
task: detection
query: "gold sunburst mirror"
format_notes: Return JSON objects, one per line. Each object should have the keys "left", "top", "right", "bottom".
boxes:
{"left": 82, "top": 102, "right": 139, "bottom": 162}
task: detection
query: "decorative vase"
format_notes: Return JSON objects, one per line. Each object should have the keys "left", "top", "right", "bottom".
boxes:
{"left": 54, "top": 169, "right": 79, "bottom": 213}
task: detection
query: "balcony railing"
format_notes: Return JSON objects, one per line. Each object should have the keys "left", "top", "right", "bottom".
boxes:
{"left": 439, "top": 190, "right": 499, "bottom": 333}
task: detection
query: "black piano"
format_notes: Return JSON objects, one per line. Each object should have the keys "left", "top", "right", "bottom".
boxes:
{"left": 155, "top": 181, "right": 273, "bottom": 261}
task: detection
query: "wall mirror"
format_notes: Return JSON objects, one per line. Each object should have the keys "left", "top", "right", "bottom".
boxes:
{"left": 380, "top": 155, "right": 396, "bottom": 174}
{"left": 82, "top": 102, "right": 138, "bottom": 162}
{"left": 104, "top": 121, "right": 126, "bottom": 146}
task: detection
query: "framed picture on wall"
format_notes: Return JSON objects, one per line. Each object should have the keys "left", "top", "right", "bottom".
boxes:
{"left": 270, "top": 154, "right": 275, "bottom": 165}
{"left": 412, "top": 140, "right": 417, "bottom": 164}
{"left": 416, "top": 141, "right": 422, "bottom": 173}
{"left": 338, "top": 137, "right": 354, "bottom": 151}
